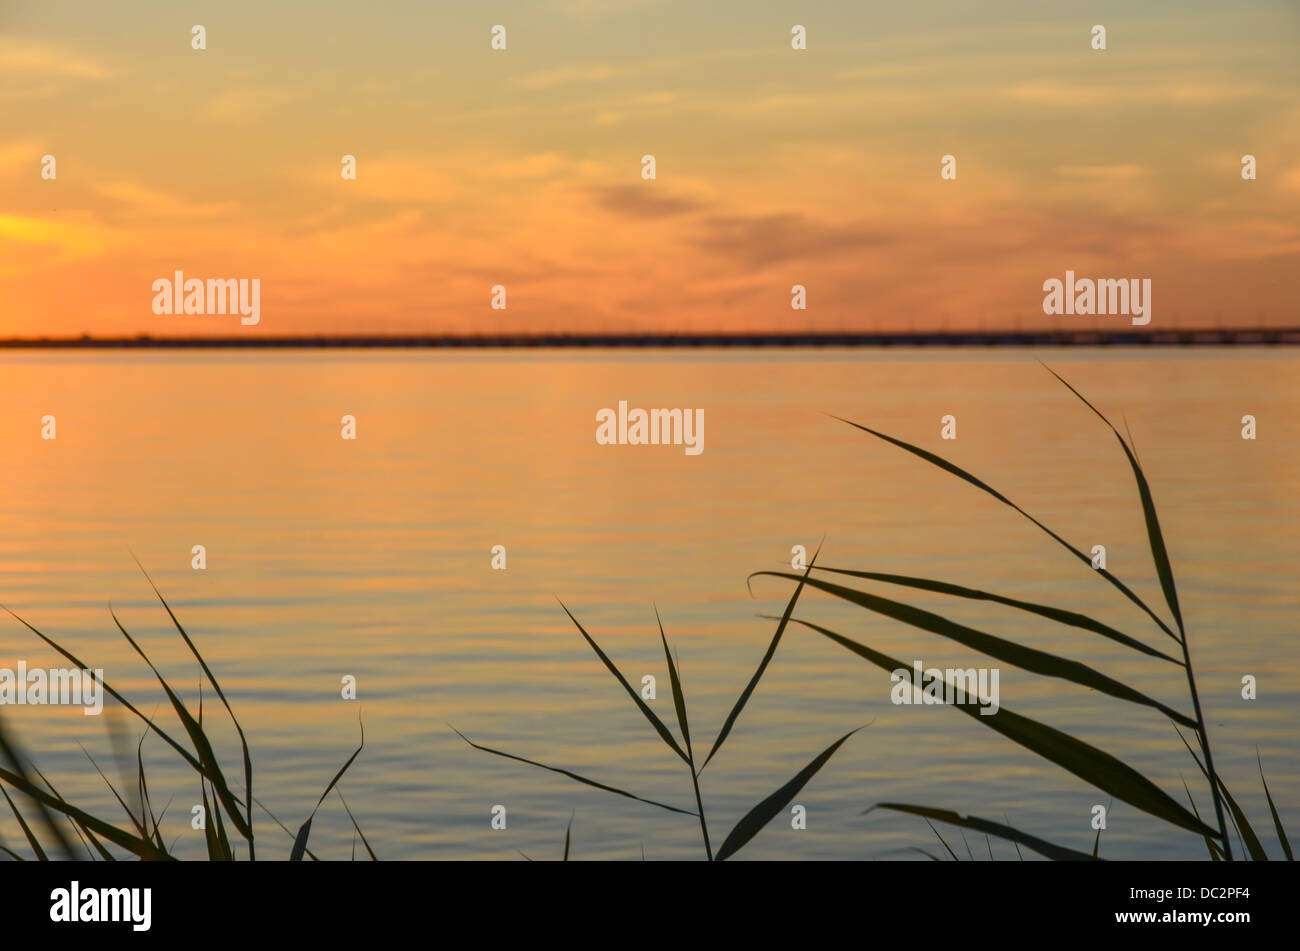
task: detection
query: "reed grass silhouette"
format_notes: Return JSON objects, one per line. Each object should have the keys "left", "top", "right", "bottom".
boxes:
{"left": 749, "top": 365, "right": 1292, "bottom": 860}
{"left": 0, "top": 563, "right": 369, "bottom": 861}
{"left": 456, "top": 599, "right": 864, "bottom": 861}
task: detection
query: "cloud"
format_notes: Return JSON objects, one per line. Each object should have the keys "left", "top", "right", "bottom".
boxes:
{"left": 0, "top": 212, "right": 113, "bottom": 274}
{"left": 691, "top": 213, "right": 893, "bottom": 268}
{"left": 97, "top": 181, "right": 237, "bottom": 218}
{"left": 0, "top": 34, "right": 111, "bottom": 101}
{"left": 1004, "top": 79, "right": 1270, "bottom": 108}
{"left": 0, "top": 35, "right": 110, "bottom": 79}
{"left": 590, "top": 185, "right": 706, "bottom": 219}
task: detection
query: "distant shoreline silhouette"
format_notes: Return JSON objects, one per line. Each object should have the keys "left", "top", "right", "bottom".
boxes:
{"left": 1, "top": 328, "right": 1297, "bottom": 349}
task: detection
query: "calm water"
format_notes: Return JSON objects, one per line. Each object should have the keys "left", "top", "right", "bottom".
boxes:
{"left": 1, "top": 349, "right": 1296, "bottom": 860}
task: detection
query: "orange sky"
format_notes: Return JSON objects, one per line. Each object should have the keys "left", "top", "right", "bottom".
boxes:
{"left": 2, "top": 1, "right": 1298, "bottom": 337}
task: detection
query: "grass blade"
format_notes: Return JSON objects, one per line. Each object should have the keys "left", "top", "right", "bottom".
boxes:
{"left": 1043, "top": 365, "right": 1234, "bottom": 859}
{"left": 811, "top": 566, "right": 1180, "bottom": 664}
{"left": 29, "top": 766, "right": 113, "bottom": 861}
{"left": 108, "top": 607, "right": 253, "bottom": 841}
{"left": 703, "top": 544, "right": 820, "bottom": 772}
{"left": 829, "top": 414, "right": 1179, "bottom": 642}
{"left": 0, "top": 765, "right": 167, "bottom": 859}
{"left": 872, "top": 804, "right": 1099, "bottom": 861}
{"left": 0, "top": 786, "right": 48, "bottom": 860}
{"left": 132, "top": 555, "right": 256, "bottom": 856}
{"left": 558, "top": 600, "right": 688, "bottom": 765}
{"left": 1258, "top": 751, "right": 1292, "bottom": 860}
{"left": 657, "top": 610, "right": 691, "bottom": 759}
{"left": 754, "top": 572, "right": 1198, "bottom": 729}
{"left": 656, "top": 608, "right": 713, "bottom": 860}
{"left": 1181, "top": 777, "right": 1224, "bottom": 861}
{"left": 789, "top": 616, "right": 1218, "bottom": 839}
{"left": 290, "top": 715, "right": 365, "bottom": 861}
{"left": 3, "top": 608, "right": 227, "bottom": 801}
{"left": 0, "top": 710, "right": 74, "bottom": 858}
{"left": 1176, "top": 729, "right": 1263, "bottom": 859}
{"left": 337, "top": 789, "right": 377, "bottom": 861}
{"left": 926, "top": 819, "right": 958, "bottom": 860}
{"left": 1039, "top": 367, "right": 1183, "bottom": 632}
{"left": 452, "top": 727, "right": 695, "bottom": 817}
{"left": 714, "top": 726, "right": 861, "bottom": 861}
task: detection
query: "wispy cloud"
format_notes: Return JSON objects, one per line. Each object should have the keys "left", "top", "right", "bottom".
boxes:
{"left": 0, "top": 34, "right": 111, "bottom": 79}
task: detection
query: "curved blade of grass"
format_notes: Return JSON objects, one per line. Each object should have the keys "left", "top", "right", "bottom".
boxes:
{"left": 657, "top": 610, "right": 691, "bottom": 759}
{"left": 828, "top": 414, "right": 1179, "bottom": 642}
{"left": 137, "top": 736, "right": 175, "bottom": 855}
{"left": 702, "top": 544, "right": 820, "bottom": 773}
{"left": 960, "top": 831, "right": 975, "bottom": 860}
{"left": 78, "top": 745, "right": 147, "bottom": 841}
{"left": 337, "top": 789, "right": 377, "bottom": 861}
{"left": 1175, "top": 728, "right": 1262, "bottom": 859}
{"left": 5, "top": 608, "right": 211, "bottom": 783}
{"left": 109, "top": 607, "right": 253, "bottom": 841}
{"left": 30, "top": 766, "right": 114, "bottom": 861}
{"left": 1181, "top": 777, "right": 1223, "bottom": 860}
{"left": 254, "top": 796, "right": 318, "bottom": 861}
{"left": 810, "top": 566, "right": 1180, "bottom": 665}
{"left": 926, "top": 818, "right": 958, "bottom": 860}
{"left": 0, "top": 786, "right": 48, "bottom": 861}
{"left": 1039, "top": 367, "right": 1183, "bottom": 633}
{"left": 0, "top": 765, "right": 168, "bottom": 859}
{"left": 755, "top": 573, "right": 1198, "bottom": 729}
{"left": 1257, "top": 750, "right": 1292, "bottom": 860}
{"left": 200, "top": 779, "right": 228, "bottom": 861}
{"left": 1044, "top": 365, "right": 1234, "bottom": 859}
{"left": 714, "top": 726, "right": 861, "bottom": 862}
{"left": 656, "top": 608, "right": 714, "bottom": 860}
{"left": 452, "top": 726, "right": 695, "bottom": 817}
{"left": 5, "top": 605, "right": 255, "bottom": 841}
{"left": 132, "top": 556, "right": 255, "bottom": 858}
{"left": 564, "top": 812, "right": 573, "bottom": 861}
{"left": 1215, "top": 779, "right": 1265, "bottom": 860}
{"left": 0, "top": 710, "right": 74, "bottom": 858}
{"left": 789, "top": 616, "right": 1217, "bottom": 838}
{"left": 909, "top": 846, "right": 944, "bottom": 861}
{"left": 871, "top": 804, "right": 1099, "bottom": 861}
{"left": 558, "top": 600, "right": 687, "bottom": 765}
{"left": 291, "top": 715, "right": 365, "bottom": 861}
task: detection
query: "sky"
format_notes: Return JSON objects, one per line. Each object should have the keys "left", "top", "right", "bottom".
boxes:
{"left": 1, "top": 0, "right": 1298, "bottom": 338}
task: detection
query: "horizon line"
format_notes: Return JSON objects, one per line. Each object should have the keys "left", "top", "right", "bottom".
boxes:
{"left": 2, "top": 328, "right": 1299, "bottom": 349}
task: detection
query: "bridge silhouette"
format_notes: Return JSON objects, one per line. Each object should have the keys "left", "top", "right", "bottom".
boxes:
{"left": 2, "top": 328, "right": 1297, "bottom": 348}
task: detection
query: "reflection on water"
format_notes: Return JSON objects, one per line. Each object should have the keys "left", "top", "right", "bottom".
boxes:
{"left": 1, "top": 349, "right": 1297, "bottom": 859}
